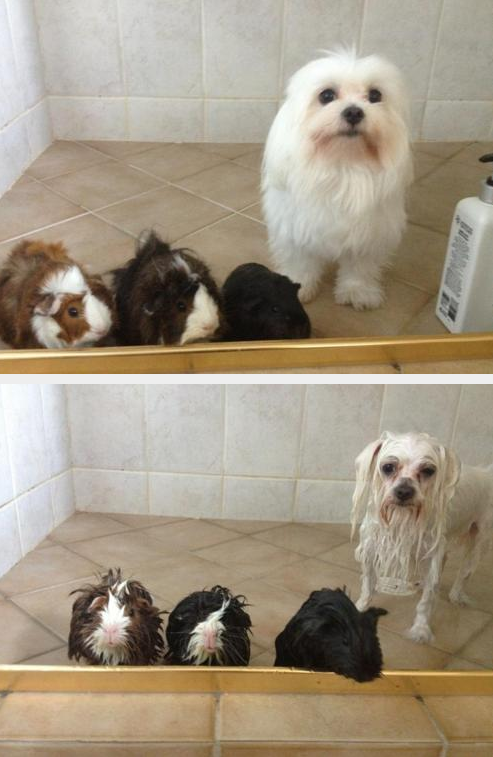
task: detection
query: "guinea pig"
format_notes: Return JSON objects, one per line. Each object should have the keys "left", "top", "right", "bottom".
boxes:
{"left": 112, "top": 230, "right": 223, "bottom": 345}
{"left": 164, "top": 585, "right": 251, "bottom": 666}
{"left": 274, "top": 587, "right": 387, "bottom": 682}
{"left": 0, "top": 239, "right": 115, "bottom": 349}
{"left": 222, "top": 262, "right": 311, "bottom": 341}
{"left": 68, "top": 568, "right": 165, "bottom": 665}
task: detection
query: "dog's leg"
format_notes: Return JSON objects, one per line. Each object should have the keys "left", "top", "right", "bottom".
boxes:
{"left": 334, "top": 253, "right": 385, "bottom": 311}
{"left": 272, "top": 246, "right": 326, "bottom": 303}
{"left": 407, "top": 544, "right": 446, "bottom": 643}
{"left": 449, "top": 523, "right": 482, "bottom": 605}
{"left": 355, "top": 549, "right": 377, "bottom": 611}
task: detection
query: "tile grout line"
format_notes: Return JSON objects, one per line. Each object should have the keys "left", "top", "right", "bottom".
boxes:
{"left": 449, "top": 384, "right": 464, "bottom": 449}
{"left": 5, "top": 595, "right": 68, "bottom": 647}
{"left": 414, "top": 694, "right": 449, "bottom": 754}
{"left": 220, "top": 386, "right": 228, "bottom": 518}
{"left": 292, "top": 385, "right": 308, "bottom": 522}
{"left": 212, "top": 691, "right": 221, "bottom": 757}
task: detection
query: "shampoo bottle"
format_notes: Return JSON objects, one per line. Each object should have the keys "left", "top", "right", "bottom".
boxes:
{"left": 436, "top": 153, "right": 493, "bottom": 333}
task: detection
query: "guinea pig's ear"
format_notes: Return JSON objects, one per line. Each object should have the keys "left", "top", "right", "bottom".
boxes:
{"left": 88, "top": 595, "right": 107, "bottom": 613}
{"left": 143, "top": 293, "right": 165, "bottom": 316}
{"left": 33, "top": 293, "right": 62, "bottom": 316}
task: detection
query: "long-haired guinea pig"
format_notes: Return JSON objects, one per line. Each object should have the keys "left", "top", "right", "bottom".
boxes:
{"left": 68, "top": 568, "right": 165, "bottom": 665}
{"left": 222, "top": 262, "right": 311, "bottom": 341}
{"left": 274, "top": 587, "right": 387, "bottom": 682}
{"left": 0, "top": 239, "right": 115, "bottom": 349}
{"left": 112, "top": 230, "right": 223, "bottom": 345}
{"left": 164, "top": 585, "right": 252, "bottom": 666}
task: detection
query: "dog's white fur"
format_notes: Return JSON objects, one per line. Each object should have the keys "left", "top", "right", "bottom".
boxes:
{"left": 262, "top": 49, "right": 413, "bottom": 310}
{"left": 351, "top": 431, "right": 493, "bottom": 643}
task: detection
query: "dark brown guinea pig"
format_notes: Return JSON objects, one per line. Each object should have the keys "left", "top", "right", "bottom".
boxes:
{"left": 222, "top": 263, "right": 311, "bottom": 341}
{"left": 113, "top": 231, "right": 223, "bottom": 345}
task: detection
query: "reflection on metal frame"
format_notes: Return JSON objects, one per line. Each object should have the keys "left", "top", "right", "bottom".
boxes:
{"left": 0, "top": 332, "right": 492, "bottom": 373}
{"left": 1, "top": 666, "right": 492, "bottom": 695}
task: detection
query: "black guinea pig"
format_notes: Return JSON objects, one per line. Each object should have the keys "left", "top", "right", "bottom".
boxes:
{"left": 112, "top": 230, "right": 223, "bottom": 346}
{"left": 221, "top": 262, "right": 311, "bottom": 341}
{"left": 164, "top": 585, "right": 252, "bottom": 666}
{"left": 274, "top": 587, "right": 387, "bottom": 682}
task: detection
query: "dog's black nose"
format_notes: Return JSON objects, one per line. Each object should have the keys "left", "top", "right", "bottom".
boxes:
{"left": 342, "top": 105, "right": 365, "bottom": 126}
{"left": 394, "top": 482, "right": 415, "bottom": 503}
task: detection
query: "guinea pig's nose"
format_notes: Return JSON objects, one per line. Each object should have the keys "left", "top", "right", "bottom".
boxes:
{"left": 394, "top": 481, "right": 415, "bottom": 503}
{"left": 342, "top": 105, "right": 365, "bottom": 126}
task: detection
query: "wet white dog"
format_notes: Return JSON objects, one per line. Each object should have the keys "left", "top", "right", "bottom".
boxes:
{"left": 351, "top": 431, "right": 493, "bottom": 643}
{"left": 262, "top": 49, "right": 413, "bottom": 309}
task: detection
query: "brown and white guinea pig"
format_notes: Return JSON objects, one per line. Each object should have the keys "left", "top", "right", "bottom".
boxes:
{"left": 112, "top": 230, "right": 223, "bottom": 346}
{"left": 222, "top": 262, "right": 311, "bottom": 341}
{"left": 0, "top": 239, "right": 115, "bottom": 349}
{"left": 164, "top": 585, "right": 252, "bottom": 666}
{"left": 274, "top": 587, "right": 387, "bottom": 682}
{"left": 68, "top": 568, "right": 165, "bottom": 665}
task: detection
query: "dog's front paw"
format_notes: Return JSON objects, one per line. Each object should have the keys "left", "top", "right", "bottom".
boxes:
{"left": 355, "top": 596, "right": 370, "bottom": 612}
{"left": 406, "top": 623, "right": 435, "bottom": 644}
{"left": 449, "top": 588, "right": 472, "bottom": 606}
{"left": 298, "top": 280, "right": 320, "bottom": 303}
{"left": 334, "top": 282, "right": 385, "bottom": 311}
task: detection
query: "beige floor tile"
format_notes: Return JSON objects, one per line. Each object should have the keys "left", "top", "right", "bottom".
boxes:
{"left": 457, "top": 619, "right": 493, "bottom": 668}
{"left": 306, "top": 523, "right": 352, "bottom": 538}
{"left": 378, "top": 628, "right": 451, "bottom": 670}
{"left": 0, "top": 545, "right": 100, "bottom": 597}
{"left": 239, "top": 202, "right": 264, "bottom": 222}
{"left": 44, "top": 161, "right": 163, "bottom": 211}
{"left": 192, "top": 142, "right": 262, "bottom": 159}
{"left": 0, "top": 212, "right": 136, "bottom": 276}
{"left": 233, "top": 577, "right": 309, "bottom": 649}
{"left": 414, "top": 141, "right": 470, "bottom": 159}
{"left": 175, "top": 162, "right": 260, "bottom": 211}
{"left": 423, "top": 695, "right": 493, "bottom": 741}
{"left": 141, "top": 519, "right": 240, "bottom": 552}
{"left": 317, "top": 540, "right": 358, "bottom": 570}
{"left": 26, "top": 141, "right": 111, "bottom": 180}
{"left": 206, "top": 518, "right": 284, "bottom": 534}
{"left": 447, "top": 747, "right": 493, "bottom": 757}
{"left": 0, "top": 601, "right": 63, "bottom": 663}
{"left": 20, "top": 645, "right": 70, "bottom": 665}
{"left": 49, "top": 512, "right": 131, "bottom": 544}
{"left": 11, "top": 174, "right": 35, "bottom": 188}
{"left": 222, "top": 747, "right": 441, "bottom": 757}
{"left": 175, "top": 214, "right": 269, "bottom": 285}
{"left": 0, "top": 692, "right": 214, "bottom": 742}
{"left": 263, "top": 558, "right": 361, "bottom": 600}
{"left": 250, "top": 648, "right": 275, "bottom": 667}
{"left": 195, "top": 536, "right": 303, "bottom": 579}
{"left": 220, "top": 693, "right": 440, "bottom": 742}
{"left": 412, "top": 150, "right": 445, "bottom": 180}
{"left": 126, "top": 143, "right": 227, "bottom": 181}
{"left": 401, "top": 359, "right": 493, "bottom": 374}
{"left": 97, "top": 184, "right": 232, "bottom": 243}
{"left": 439, "top": 566, "right": 493, "bottom": 613}
{"left": 253, "top": 523, "right": 348, "bottom": 557}
{"left": 0, "top": 181, "right": 84, "bottom": 243}
{"left": 82, "top": 140, "right": 163, "bottom": 158}
{"left": 232, "top": 365, "right": 401, "bottom": 374}
{"left": 449, "top": 140, "right": 493, "bottom": 166}
{"left": 109, "top": 513, "right": 184, "bottom": 528}
{"left": 393, "top": 223, "right": 447, "bottom": 294}
{"left": 66, "top": 529, "right": 171, "bottom": 571}
{"left": 36, "top": 537, "right": 56, "bottom": 550}
{"left": 444, "top": 656, "right": 489, "bottom": 671}
{"left": 400, "top": 296, "right": 448, "bottom": 336}
{"left": 232, "top": 150, "right": 263, "bottom": 171}
{"left": 0, "top": 745, "right": 213, "bottom": 757}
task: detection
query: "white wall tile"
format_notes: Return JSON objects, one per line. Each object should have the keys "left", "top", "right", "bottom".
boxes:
{"left": 120, "top": 0, "right": 202, "bottom": 97}
{"left": 24, "top": 99, "right": 53, "bottom": 160}
{"left": 429, "top": 0, "right": 493, "bottom": 101}
{"left": 296, "top": 480, "right": 355, "bottom": 523}
{"left": 51, "top": 470, "right": 75, "bottom": 526}
{"left": 206, "top": 100, "right": 277, "bottom": 143}
{"left": 49, "top": 97, "right": 126, "bottom": 141}
{"left": 422, "top": 101, "right": 493, "bottom": 141}
{"left": 73, "top": 468, "right": 148, "bottom": 514}
{"left": 0, "top": 0, "right": 23, "bottom": 127}
{"left": 0, "top": 502, "right": 22, "bottom": 576}
{"left": 223, "top": 476, "right": 294, "bottom": 521}
{"left": 1, "top": 384, "right": 49, "bottom": 496}
{"left": 41, "top": 385, "right": 70, "bottom": 477}
{"left": 147, "top": 385, "right": 224, "bottom": 474}
{"left": 149, "top": 472, "right": 221, "bottom": 518}
{"left": 453, "top": 386, "right": 493, "bottom": 466}
{"left": 203, "top": 0, "right": 282, "bottom": 98}
{"left": 0, "top": 115, "right": 31, "bottom": 196}
{"left": 6, "top": 0, "right": 45, "bottom": 109}
{"left": 380, "top": 385, "right": 461, "bottom": 443}
{"left": 225, "top": 385, "right": 304, "bottom": 477}
{"left": 127, "top": 98, "right": 203, "bottom": 141}
{"left": 16, "top": 481, "right": 54, "bottom": 553}
{"left": 68, "top": 385, "right": 145, "bottom": 470}
{"left": 0, "top": 392, "right": 14, "bottom": 507}
{"left": 301, "top": 385, "right": 383, "bottom": 480}
{"left": 35, "top": 0, "right": 123, "bottom": 96}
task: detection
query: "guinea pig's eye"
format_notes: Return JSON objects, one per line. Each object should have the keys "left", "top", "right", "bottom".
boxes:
{"left": 319, "top": 88, "right": 337, "bottom": 105}
{"left": 128, "top": 608, "right": 135, "bottom": 617}
{"left": 271, "top": 305, "right": 280, "bottom": 314}
{"left": 177, "top": 301, "right": 187, "bottom": 312}
{"left": 421, "top": 466, "right": 436, "bottom": 478}
{"left": 381, "top": 462, "right": 395, "bottom": 475}
{"left": 368, "top": 88, "right": 382, "bottom": 103}
{"left": 67, "top": 306, "right": 79, "bottom": 318}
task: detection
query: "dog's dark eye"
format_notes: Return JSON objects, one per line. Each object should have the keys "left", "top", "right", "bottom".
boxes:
{"left": 368, "top": 88, "right": 382, "bottom": 103}
{"left": 382, "top": 463, "right": 395, "bottom": 475}
{"left": 421, "top": 467, "right": 436, "bottom": 478}
{"left": 67, "top": 307, "right": 79, "bottom": 318}
{"left": 319, "top": 88, "right": 337, "bottom": 105}
{"left": 177, "top": 301, "right": 187, "bottom": 312}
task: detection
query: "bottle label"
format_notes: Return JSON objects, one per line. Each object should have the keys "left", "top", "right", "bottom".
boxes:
{"left": 438, "top": 214, "right": 472, "bottom": 324}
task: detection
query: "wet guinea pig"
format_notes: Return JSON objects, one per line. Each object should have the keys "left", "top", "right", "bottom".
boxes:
{"left": 113, "top": 230, "right": 223, "bottom": 345}
{"left": 274, "top": 587, "right": 387, "bottom": 682}
{"left": 222, "top": 262, "right": 311, "bottom": 341}
{"left": 165, "top": 585, "right": 252, "bottom": 666}
{"left": 68, "top": 568, "right": 165, "bottom": 665}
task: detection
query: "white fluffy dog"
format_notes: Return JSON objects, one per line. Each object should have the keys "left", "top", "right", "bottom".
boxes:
{"left": 262, "top": 49, "right": 413, "bottom": 309}
{"left": 351, "top": 431, "right": 493, "bottom": 643}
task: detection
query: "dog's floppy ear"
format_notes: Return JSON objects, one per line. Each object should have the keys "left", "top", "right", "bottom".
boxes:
{"left": 351, "top": 435, "right": 386, "bottom": 539}
{"left": 432, "top": 442, "right": 461, "bottom": 528}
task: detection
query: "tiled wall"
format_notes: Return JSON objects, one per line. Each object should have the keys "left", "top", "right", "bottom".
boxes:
{"left": 32, "top": 0, "right": 493, "bottom": 144}
{"left": 0, "top": 0, "right": 52, "bottom": 195}
{"left": 0, "top": 385, "right": 74, "bottom": 577}
{"left": 68, "top": 384, "right": 493, "bottom": 523}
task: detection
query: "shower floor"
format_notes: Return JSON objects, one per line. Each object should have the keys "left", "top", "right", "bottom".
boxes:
{"left": 0, "top": 511, "right": 492, "bottom": 670}
{"left": 1, "top": 139, "right": 493, "bottom": 373}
